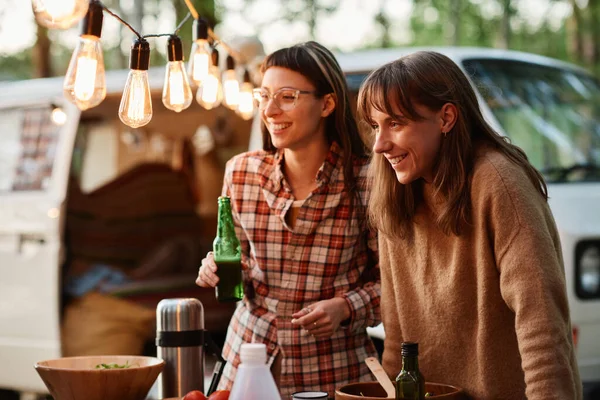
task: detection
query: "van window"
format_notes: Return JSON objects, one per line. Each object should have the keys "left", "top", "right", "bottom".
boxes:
{"left": 464, "top": 59, "right": 600, "bottom": 182}
{"left": 0, "top": 107, "right": 59, "bottom": 192}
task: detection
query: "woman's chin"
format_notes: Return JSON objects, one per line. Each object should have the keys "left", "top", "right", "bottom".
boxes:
{"left": 395, "top": 171, "right": 417, "bottom": 185}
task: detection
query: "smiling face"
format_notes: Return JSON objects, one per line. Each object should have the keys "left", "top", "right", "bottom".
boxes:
{"left": 369, "top": 103, "right": 445, "bottom": 184}
{"left": 260, "top": 66, "right": 332, "bottom": 151}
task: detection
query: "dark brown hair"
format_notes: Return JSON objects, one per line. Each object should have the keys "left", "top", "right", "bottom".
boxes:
{"left": 260, "top": 41, "right": 369, "bottom": 215}
{"left": 357, "top": 51, "right": 548, "bottom": 238}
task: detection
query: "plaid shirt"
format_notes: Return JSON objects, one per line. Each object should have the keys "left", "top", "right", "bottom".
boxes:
{"left": 217, "top": 142, "right": 381, "bottom": 397}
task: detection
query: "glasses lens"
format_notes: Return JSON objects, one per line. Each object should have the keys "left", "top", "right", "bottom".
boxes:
{"left": 253, "top": 89, "right": 267, "bottom": 108}
{"left": 274, "top": 90, "right": 297, "bottom": 111}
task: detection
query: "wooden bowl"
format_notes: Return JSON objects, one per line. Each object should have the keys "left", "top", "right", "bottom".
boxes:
{"left": 35, "top": 355, "right": 164, "bottom": 400}
{"left": 335, "top": 381, "right": 466, "bottom": 399}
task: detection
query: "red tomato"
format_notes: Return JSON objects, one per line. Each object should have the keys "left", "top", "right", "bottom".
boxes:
{"left": 207, "top": 390, "right": 230, "bottom": 400}
{"left": 182, "top": 390, "right": 207, "bottom": 400}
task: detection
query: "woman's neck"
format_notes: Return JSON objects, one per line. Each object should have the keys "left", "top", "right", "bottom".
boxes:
{"left": 283, "top": 138, "right": 330, "bottom": 199}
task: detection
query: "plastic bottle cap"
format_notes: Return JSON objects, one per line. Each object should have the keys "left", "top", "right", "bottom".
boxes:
{"left": 240, "top": 343, "right": 267, "bottom": 364}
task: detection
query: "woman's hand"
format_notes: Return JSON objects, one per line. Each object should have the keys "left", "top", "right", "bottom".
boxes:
{"left": 291, "top": 297, "right": 351, "bottom": 339}
{"left": 195, "top": 252, "right": 219, "bottom": 288}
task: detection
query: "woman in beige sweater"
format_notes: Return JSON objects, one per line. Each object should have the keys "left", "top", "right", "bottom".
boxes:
{"left": 356, "top": 51, "right": 581, "bottom": 399}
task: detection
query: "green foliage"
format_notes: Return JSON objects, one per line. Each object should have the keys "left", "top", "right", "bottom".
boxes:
{"left": 0, "top": 51, "right": 33, "bottom": 80}
{"left": 4, "top": 0, "right": 600, "bottom": 80}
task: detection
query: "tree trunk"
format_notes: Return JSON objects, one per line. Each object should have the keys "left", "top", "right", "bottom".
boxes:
{"left": 590, "top": 0, "right": 600, "bottom": 65}
{"left": 131, "top": 0, "right": 144, "bottom": 34}
{"left": 113, "top": 0, "right": 127, "bottom": 69}
{"left": 499, "top": 0, "right": 512, "bottom": 49}
{"left": 376, "top": 8, "right": 392, "bottom": 48}
{"left": 450, "top": 0, "right": 461, "bottom": 46}
{"left": 568, "top": 0, "right": 584, "bottom": 63}
{"left": 32, "top": 23, "right": 52, "bottom": 78}
{"left": 307, "top": 0, "right": 317, "bottom": 39}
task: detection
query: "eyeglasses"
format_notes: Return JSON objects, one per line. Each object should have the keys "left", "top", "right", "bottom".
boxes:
{"left": 252, "top": 88, "right": 316, "bottom": 111}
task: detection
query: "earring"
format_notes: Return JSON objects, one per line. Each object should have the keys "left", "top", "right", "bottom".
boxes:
{"left": 442, "top": 130, "right": 448, "bottom": 138}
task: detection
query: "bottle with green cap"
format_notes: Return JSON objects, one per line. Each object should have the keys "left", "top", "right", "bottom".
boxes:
{"left": 213, "top": 196, "right": 244, "bottom": 302}
{"left": 395, "top": 342, "right": 425, "bottom": 400}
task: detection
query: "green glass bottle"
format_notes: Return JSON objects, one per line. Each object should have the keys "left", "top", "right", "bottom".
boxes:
{"left": 395, "top": 342, "right": 425, "bottom": 400}
{"left": 213, "top": 196, "right": 244, "bottom": 302}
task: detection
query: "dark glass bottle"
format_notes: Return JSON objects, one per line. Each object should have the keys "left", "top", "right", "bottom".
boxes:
{"left": 395, "top": 342, "right": 425, "bottom": 400}
{"left": 213, "top": 196, "right": 244, "bottom": 302}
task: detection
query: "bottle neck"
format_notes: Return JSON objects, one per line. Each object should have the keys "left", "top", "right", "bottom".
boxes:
{"left": 401, "top": 355, "right": 419, "bottom": 372}
{"left": 216, "top": 202, "right": 236, "bottom": 238}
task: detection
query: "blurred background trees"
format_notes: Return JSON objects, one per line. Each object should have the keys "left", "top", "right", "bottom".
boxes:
{"left": 2, "top": 0, "right": 600, "bottom": 80}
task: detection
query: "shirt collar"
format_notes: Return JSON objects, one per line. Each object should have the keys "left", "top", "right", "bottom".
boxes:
{"left": 263, "top": 141, "right": 343, "bottom": 193}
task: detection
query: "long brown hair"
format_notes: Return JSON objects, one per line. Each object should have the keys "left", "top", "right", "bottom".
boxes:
{"left": 357, "top": 51, "right": 548, "bottom": 238}
{"left": 260, "top": 41, "right": 369, "bottom": 215}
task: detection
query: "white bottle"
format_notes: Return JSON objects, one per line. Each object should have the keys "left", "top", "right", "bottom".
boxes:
{"left": 229, "top": 343, "right": 281, "bottom": 400}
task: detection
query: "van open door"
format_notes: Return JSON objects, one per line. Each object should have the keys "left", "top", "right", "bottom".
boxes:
{"left": 0, "top": 101, "right": 80, "bottom": 393}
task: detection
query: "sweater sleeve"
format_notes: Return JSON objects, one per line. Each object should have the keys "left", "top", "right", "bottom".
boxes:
{"left": 378, "top": 236, "right": 403, "bottom": 379}
{"left": 484, "top": 159, "right": 582, "bottom": 400}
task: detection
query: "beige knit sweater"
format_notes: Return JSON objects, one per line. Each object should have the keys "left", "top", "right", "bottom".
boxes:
{"left": 379, "top": 146, "right": 582, "bottom": 399}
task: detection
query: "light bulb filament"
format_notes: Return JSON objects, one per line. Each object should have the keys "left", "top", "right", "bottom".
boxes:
{"left": 169, "top": 71, "right": 185, "bottom": 106}
{"left": 202, "top": 75, "right": 219, "bottom": 103}
{"left": 193, "top": 53, "right": 210, "bottom": 83}
{"left": 127, "top": 79, "right": 146, "bottom": 122}
{"left": 73, "top": 56, "right": 98, "bottom": 101}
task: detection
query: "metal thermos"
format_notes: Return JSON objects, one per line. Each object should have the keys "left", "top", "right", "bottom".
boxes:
{"left": 156, "top": 298, "right": 205, "bottom": 398}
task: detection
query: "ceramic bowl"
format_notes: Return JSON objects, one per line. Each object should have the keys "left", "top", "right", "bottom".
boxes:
{"left": 335, "top": 381, "right": 466, "bottom": 399}
{"left": 35, "top": 355, "right": 164, "bottom": 400}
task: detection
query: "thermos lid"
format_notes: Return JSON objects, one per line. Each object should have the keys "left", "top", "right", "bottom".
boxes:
{"left": 156, "top": 298, "right": 204, "bottom": 332}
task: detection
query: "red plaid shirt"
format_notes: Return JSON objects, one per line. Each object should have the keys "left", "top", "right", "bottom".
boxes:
{"left": 217, "top": 142, "right": 381, "bottom": 397}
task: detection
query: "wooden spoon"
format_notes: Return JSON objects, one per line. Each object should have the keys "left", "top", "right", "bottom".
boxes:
{"left": 365, "top": 357, "right": 395, "bottom": 398}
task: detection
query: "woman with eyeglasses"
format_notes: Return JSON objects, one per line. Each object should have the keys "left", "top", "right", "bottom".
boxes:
{"left": 196, "top": 41, "right": 380, "bottom": 398}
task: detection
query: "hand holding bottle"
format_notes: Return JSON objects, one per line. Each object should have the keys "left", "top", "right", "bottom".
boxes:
{"left": 291, "top": 297, "right": 351, "bottom": 339}
{"left": 196, "top": 252, "right": 219, "bottom": 288}
{"left": 196, "top": 196, "right": 245, "bottom": 302}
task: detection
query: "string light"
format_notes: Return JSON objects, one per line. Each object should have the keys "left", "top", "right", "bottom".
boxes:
{"left": 187, "top": 18, "right": 212, "bottom": 87}
{"left": 39, "top": 0, "right": 251, "bottom": 126}
{"left": 32, "top": 0, "right": 89, "bottom": 29}
{"left": 196, "top": 49, "right": 223, "bottom": 110}
{"left": 119, "top": 38, "right": 152, "bottom": 128}
{"left": 222, "top": 55, "right": 240, "bottom": 110}
{"left": 237, "top": 69, "right": 254, "bottom": 120}
{"left": 63, "top": 1, "right": 106, "bottom": 110}
{"left": 162, "top": 35, "right": 193, "bottom": 112}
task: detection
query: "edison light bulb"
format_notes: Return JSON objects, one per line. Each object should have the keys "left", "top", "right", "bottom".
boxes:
{"left": 32, "top": 0, "right": 89, "bottom": 29}
{"left": 223, "top": 55, "right": 240, "bottom": 110}
{"left": 162, "top": 36, "right": 192, "bottom": 112}
{"left": 196, "top": 66, "right": 223, "bottom": 110}
{"left": 63, "top": 36, "right": 106, "bottom": 110}
{"left": 237, "top": 79, "right": 254, "bottom": 120}
{"left": 119, "top": 39, "right": 152, "bottom": 128}
{"left": 63, "top": 2, "right": 105, "bottom": 110}
{"left": 187, "top": 18, "right": 212, "bottom": 86}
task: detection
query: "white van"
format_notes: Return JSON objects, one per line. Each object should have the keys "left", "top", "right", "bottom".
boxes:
{"left": 334, "top": 47, "right": 600, "bottom": 397}
{"left": 0, "top": 67, "right": 249, "bottom": 398}
{"left": 0, "top": 46, "right": 599, "bottom": 398}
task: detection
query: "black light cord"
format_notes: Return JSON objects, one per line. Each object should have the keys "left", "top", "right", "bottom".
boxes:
{"left": 92, "top": 1, "right": 243, "bottom": 66}
{"left": 143, "top": 33, "right": 173, "bottom": 39}
{"left": 174, "top": 12, "right": 192, "bottom": 35}
{"left": 99, "top": 1, "right": 142, "bottom": 39}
